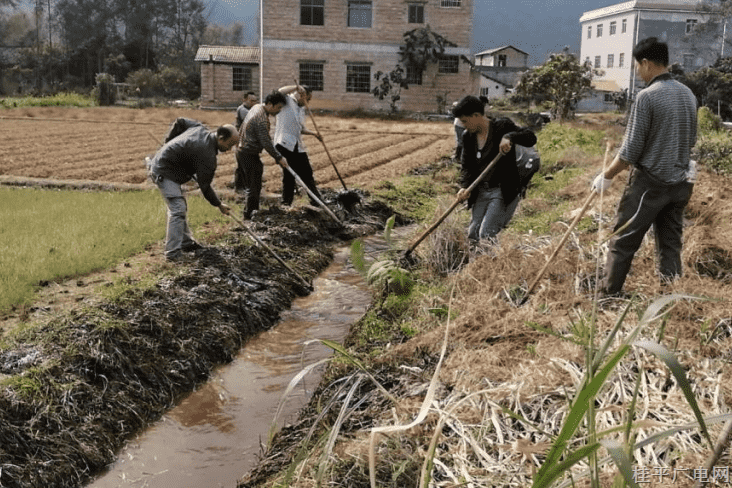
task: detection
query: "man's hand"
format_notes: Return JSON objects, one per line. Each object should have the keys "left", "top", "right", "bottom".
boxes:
{"left": 457, "top": 188, "right": 470, "bottom": 202}
{"left": 499, "top": 137, "right": 512, "bottom": 154}
{"left": 278, "top": 158, "right": 289, "bottom": 169}
{"left": 591, "top": 173, "right": 614, "bottom": 193}
{"left": 218, "top": 203, "right": 231, "bottom": 215}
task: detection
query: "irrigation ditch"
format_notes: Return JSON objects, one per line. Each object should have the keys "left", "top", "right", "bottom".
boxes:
{"left": 0, "top": 190, "right": 404, "bottom": 488}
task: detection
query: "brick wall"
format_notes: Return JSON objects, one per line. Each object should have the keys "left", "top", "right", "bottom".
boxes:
{"left": 200, "top": 63, "right": 260, "bottom": 107}
{"left": 262, "top": 0, "right": 477, "bottom": 112}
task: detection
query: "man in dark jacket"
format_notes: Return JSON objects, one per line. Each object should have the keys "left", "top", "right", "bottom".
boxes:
{"left": 454, "top": 95, "right": 537, "bottom": 243}
{"left": 148, "top": 118, "right": 236, "bottom": 261}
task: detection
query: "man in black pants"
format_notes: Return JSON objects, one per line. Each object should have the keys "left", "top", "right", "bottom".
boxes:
{"left": 237, "top": 91, "right": 287, "bottom": 219}
{"left": 591, "top": 37, "right": 697, "bottom": 295}
{"left": 274, "top": 84, "right": 323, "bottom": 207}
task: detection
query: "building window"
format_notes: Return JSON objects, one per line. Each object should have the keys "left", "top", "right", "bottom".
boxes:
{"left": 607, "top": 54, "right": 614, "bottom": 68}
{"left": 610, "top": 21, "right": 616, "bottom": 35}
{"left": 686, "top": 19, "right": 698, "bottom": 34}
{"left": 440, "top": 0, "right": 461, "bottom": 7}
{"left": 683, "top": 54, "right": 695, "bottom": 71}
{"left": 587, "top": 26, "right": 592, "bottom": 39}
{"left": 299, "top": 62, "right": 324, "bottom": 91}
{"left": 300, "top": 0, "right": 324, "bottom": 26}
{"left": 348, "top": 1, "right": 372, "bottom": 28}
{"left": 408, "top": 4, "right": 424, "bottom": 23}
{"left": 596, "top": 24, "right": 603, "bottom": 37}
{"left": 498, "top": 54, "right": 507, "bottom": 67}
{"left": 405, "top": 64, "right": 422, "bottom": 85}
{"left": 594, "top": 56, "right": 601, "bottom": 68}
{"left": 604, "top": 94, "right": 614, "bottom": 103}
{"left": 585, "top": 56, "right": 591, "bottom": 66}
{"left": 346, "top": 64, "right": 371, "bottom": 92}
{"left": 233, "top": 66, "right": 252, "bottom": 91}
{"left": 622, "top": 18, "right": 627, "bottom": 33}
{"left": 438, "top": 55, "right": 459, "bottom": 74}
{"left": 619, "top": 53, "right": 624, "bottom": 68}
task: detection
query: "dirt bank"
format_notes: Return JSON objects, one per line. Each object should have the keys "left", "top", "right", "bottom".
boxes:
{"left": 0, "top": 190, "right": 402, "bottom": 488}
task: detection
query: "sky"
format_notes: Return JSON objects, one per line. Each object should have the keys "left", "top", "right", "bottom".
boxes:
{"left": 208, "top": 0, "right": 619, "bottom": 65}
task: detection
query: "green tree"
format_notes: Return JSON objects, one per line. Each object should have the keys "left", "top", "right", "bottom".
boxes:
{"left": 372, "top": 25, "right": 456, "bottom": 112}
{"left": 516, "top": 48, "right": 598, "bottom": 122}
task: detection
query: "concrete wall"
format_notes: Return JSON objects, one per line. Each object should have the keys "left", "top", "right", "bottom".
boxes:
{"left": 580, "top": 2, "right": 724, "bottom": 95}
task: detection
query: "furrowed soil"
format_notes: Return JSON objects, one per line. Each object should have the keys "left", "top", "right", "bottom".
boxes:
{"left": 3, "top": 107, "right": 732, "bottom": 488}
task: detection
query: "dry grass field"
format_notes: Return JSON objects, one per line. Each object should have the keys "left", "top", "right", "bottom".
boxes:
{"left": 0, "top": 106, "right": 454, "bottom": 193}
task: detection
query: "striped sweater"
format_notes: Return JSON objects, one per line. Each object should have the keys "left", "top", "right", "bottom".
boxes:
{"left": 238, "top": 104, "right": 283, "bottom": 161}
{"left": 618, "top": 73, "right": 697, "bottom": 185}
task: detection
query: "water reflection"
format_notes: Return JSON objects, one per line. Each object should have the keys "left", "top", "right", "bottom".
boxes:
{"left": 87, "top": 246, "right": 371, "bottom": 488}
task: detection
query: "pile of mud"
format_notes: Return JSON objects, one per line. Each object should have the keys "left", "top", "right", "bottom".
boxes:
{"left": 0, "top": 191, "right": 401, "bottom": 488}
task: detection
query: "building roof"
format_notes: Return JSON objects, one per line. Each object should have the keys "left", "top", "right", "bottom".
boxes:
{"left": 580, "top": 0, "right": 708, "bottom": 23}
{"left": 194, "top": 45, "right": 260, "bottom": 64}
{"left": 475, "top": 45, "right": 529, "bottom": 57}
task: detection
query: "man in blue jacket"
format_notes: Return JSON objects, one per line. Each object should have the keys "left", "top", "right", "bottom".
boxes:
{"left": 148, "top": 118, "right": 237, "bottom": 261}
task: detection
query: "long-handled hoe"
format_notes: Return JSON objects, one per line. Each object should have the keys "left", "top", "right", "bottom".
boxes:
{"left": 227, "top": 212, "right": 313, "bottom": 292}
{"left": 293, "top": 78, "right": 362, "bottom": 210}
{"left": 277, "top": 160, "right": 344, "bottom": 227}
{"left": 517, "top": 140, "right": 613, "bottom": 305}
{"left": 402, "top": 150, "right": 506, "bottom": 260}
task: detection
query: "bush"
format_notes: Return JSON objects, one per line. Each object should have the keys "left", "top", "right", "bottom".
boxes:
{"left": 698, "top": 106, "right": 723, "bottom": 134}
{"left": 126, "top": 69, "right": 157, "bottom": 98}
{"left": 92, "top": 73, "right": 116, "bottom": 106}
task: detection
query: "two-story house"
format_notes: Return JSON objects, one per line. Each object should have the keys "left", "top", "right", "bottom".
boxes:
{"left": 473, "top": 45, "right": 529, "bottom": 99}
{"left": 580, "top": 0, "right": 724, "bottom": 98}
{"left": 260, "top": 0, "right": 476, "bottom": 112}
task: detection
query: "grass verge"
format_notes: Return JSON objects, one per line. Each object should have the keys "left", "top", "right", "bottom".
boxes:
{"left": 0, "top": 186, "right": 226, "bottom": 313}
{"left": 0, "top": 93, "right": 96, "bottom": 108}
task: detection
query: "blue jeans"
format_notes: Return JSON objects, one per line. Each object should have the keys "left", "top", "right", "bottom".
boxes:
{"left": 468, "top": 186, "right": 520, "bottom": 242}
{"left": 155, "top": 177, "right": 196, "bottom": 259}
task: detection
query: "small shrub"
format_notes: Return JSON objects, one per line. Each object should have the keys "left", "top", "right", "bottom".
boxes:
{"left": 698, "top": 106, "right": 723, "bottom": 134}
{"left": 93, "top": 73, "right": 116, "bottom": 106}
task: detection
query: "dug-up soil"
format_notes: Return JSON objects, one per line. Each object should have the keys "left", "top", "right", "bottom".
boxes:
{"left": 0, "top": 190, "right": 403, "bottom": 488}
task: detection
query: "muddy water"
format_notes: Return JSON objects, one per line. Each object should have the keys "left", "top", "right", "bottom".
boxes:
{"left": 87, "top": 240, "right": 381, "bottom": 488}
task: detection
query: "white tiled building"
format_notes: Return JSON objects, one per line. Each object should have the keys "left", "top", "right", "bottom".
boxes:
{"left": 580, "top": 0, "right": 725, "bottom": 97}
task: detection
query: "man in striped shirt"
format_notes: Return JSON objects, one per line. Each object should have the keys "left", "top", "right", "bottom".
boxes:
{"left": 236, "top": 91, "right": 287, "bottom": 219}
{"left": 591, "top": 37, "right": 697, "bottom": 295}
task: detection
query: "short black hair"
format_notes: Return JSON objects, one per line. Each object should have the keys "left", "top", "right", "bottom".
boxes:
{"left": 244, "top": 91, "right": 256, "bottom": 98}
{"left": 264, "top": 90, "right": 288, "bottom": 107}
{"left": 452, "top": 95, "right": 485, "bottom": 118}
{"left": 216, "top": 125, "right": 236, "bottom": 140}
{"left": 633, "top": 37, "right": 669, "bottom": 66}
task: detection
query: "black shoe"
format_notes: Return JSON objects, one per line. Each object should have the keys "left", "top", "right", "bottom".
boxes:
{"left": 165, "top": 253, "right": 192, "bottom": 263}
{"left": 181, "top": 241, "right": 204, "bottom": 252}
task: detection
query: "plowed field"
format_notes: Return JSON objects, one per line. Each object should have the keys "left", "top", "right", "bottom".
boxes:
{"left": 0, "top": 106, "right": 454, "bottom": 193}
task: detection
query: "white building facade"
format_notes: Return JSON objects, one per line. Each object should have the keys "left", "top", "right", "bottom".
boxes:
{"left": 580, "top": 0, "right": 725, "bottom": 97}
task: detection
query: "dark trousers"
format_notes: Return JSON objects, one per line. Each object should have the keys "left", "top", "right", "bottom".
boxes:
{"left": 276, "top": 144, "right": 321, "bottom": 206}
{"left": 236, "top": 150, "right": 264, "bottom": 218}
{"left": 603, "top": 169, "right": 693, "bottom": 294}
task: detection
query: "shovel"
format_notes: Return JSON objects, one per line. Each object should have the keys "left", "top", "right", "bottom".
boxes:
{"left": 402, "top": 150, "right": 506, "bottom": 259}
{"left": 518, "top": 140, "right": 613, "bottom": 305}
{"left": 277, "top": 160, "right": 344, "bottom": 227}
{"left": 227, "top": 213, "right": 313, "bottom": 291}
{"left": 293, "top": 79, "right": 362, "bottom": 210}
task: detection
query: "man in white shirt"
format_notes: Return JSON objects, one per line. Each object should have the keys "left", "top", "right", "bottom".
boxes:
{"left": 274, "top": 84, "right": 323, "bottom": 206}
